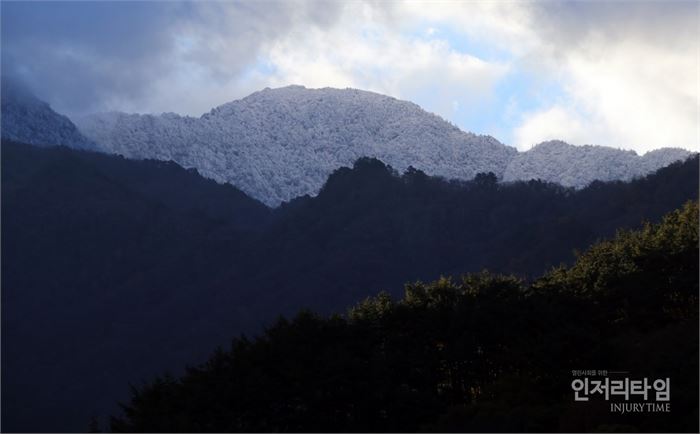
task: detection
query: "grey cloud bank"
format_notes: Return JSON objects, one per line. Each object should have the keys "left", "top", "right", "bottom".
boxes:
{"left": 1, "top": 1, "right": 343, "bottom": 115}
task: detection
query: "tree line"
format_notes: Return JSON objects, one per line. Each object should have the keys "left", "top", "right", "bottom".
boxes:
{"left": 110, "top": 202, "right": 699, "bottom": 432}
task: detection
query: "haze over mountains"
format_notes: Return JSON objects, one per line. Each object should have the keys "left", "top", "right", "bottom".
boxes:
{"left": 1, "top": 81, "right": 691, "bottom": 206}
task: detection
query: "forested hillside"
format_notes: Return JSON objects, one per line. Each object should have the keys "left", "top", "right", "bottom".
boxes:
{"left": 74, "top": 85, "right": 517, "bottom": 206}
{"left": 73, "top": 86, "right": 692, "bottom": 206}
{"left": 241, "top": 155, "right": 698, "bottom": 313}
{"left": 3, "top": 2, "right": 697, "bottom": 433}
{"left": 2, "top": 141, "right": 697, "bottom": 431}
{"left": 1, "top": 141, "right": 270, "bottom": 432}
{"left": 111, "top": 202, "right": 699, "bottom": 432}
{"left": 0, "top": 79, "right": 95, "bottom": 149}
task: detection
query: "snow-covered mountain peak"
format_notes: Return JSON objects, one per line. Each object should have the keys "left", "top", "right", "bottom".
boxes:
{"left": 76, "top": 86, "right": 518, "bottom": 206}
{"left": 4, "top": 82, "right": 692, "bottom": 206}
{"left": 504, "top": 139, "right": 693, "bottom": 188}
{"left": 1, "top": 78, "right": 95, "bottom": 149}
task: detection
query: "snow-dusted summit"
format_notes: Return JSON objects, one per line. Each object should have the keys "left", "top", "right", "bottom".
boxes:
{"left": 502, "top": 140, "right": 693, "bottom": 188}
{"left": 74, "top": 86, "right": 517, "bottom": 206}
{"left": 1, "top": 78, "right": 94, "bottom": 150}
{"left": 3, "top": 82, "right": 692, "bottom": 206}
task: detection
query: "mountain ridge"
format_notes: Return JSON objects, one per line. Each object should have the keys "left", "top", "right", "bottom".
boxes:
{"left": 72, "top": 85, "right": 694, "bottom": 205}
{"left": 74, "top": 85, "right": 517, "bottom": 206}
{"left": 503, "top": 139, "right": 693, "bottom": 188}
{"left": 0, "top": 78, "right": 95, "bottom": 150}
{"left": 1, "top": 81, "right": 693, "bottom": 206}
{"left": 3, "top": 140, "right": 697, "bottom": 432}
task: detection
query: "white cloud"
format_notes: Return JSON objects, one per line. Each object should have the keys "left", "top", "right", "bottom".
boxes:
{"left": 512, "top": 33, "right": 699, "bottom": 152}
{"left": 256, "top": 1, "right": 699, "bottom": 153}
{"left": 5, "top": 1, "right": 697, "bottom": 153}
{"left": 258, "top": 3, "right": 509, "bottom": 125}
{"left": 510, "top": 2, "right": 699, "bottom": 152}
{"left": 514, "top": 106, "right": 588, "bottom": 150}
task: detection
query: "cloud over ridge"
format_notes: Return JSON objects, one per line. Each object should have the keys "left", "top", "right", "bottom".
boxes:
{"left": 2, "top": 1, "right": 697, "bottom": 153}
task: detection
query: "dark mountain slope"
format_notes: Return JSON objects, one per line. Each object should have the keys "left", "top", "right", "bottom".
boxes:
{"left": 1, "top": 141, "right": 697, "bottom": 431}
{"left": 111, "top": 202, "right": 699, "bottom": 433}
{"left": 2, "top": 141, "right": 271, "bottom": 228}
{"left": 230, "top": 155, "right": 699, "bottom": 314}
{"left": 1, "top": 141, "right": 270, "bottom": 432}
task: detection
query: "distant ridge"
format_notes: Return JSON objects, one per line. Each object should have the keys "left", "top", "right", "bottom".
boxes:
{"left": 73, "top": 86, "right": 694, "bottom": 205}
{"left": 2, "top": 82, "right": 692, "bottom": 206}
{"left": 74, "top": 85, "right": 517, "bottom": 206}
{"left": 503, "top": 140, "right": 693, "bottom": 188}
{"left": 0, "top": 78, "right": 95, "bottom": 150}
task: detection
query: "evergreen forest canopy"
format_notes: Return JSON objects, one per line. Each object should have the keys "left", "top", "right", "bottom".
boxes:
{"left": 112, "top": 201, "right": 699, "bottom": 432}
{"left": 1, "top": 140, "right": 698, "bottom": 432}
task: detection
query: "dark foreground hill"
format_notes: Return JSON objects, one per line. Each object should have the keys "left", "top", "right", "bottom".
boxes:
{"left": 244, "top": 155, "right": 698, "bottom": 314}
{"left": 2, "top": 141, "right": 270, "bottom": 432}
{"left": 1, "top": 141, "right": 697, "bottom": 431}
{"left": 112, "top": 202, "right": 699, "bottom": 432}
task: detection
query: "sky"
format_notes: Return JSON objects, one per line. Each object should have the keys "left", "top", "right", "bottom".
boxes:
{"left": 1, "top": 1, "right": 698, "bottom": 152}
